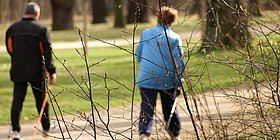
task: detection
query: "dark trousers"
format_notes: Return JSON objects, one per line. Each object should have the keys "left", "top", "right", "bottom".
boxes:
{"left": 139, "top": 88, "right": 181, "bottom": 136}
{"left": 11, "top": 81, "right": 50, "bottom": 132}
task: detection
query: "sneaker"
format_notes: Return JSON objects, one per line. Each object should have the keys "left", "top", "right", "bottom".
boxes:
{"left": 167, "top": 130, "right": 181, "bottom": 140}
{"left": 170, "top": 134, "right": 181, "bottom": 140}
{"left": 42, "top": 120, "right": 58, "bottom": 137}
{"left": 139, "top": 134, "right": 148, "bottom": 140}
{"left": 42, "top": 129, "right": 49, "bottom": 137}
{"left": 12, "top": 131, "right": 21, "bottom": 140}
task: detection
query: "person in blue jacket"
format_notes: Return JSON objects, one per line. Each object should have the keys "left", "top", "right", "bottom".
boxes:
{"left": 136, "top": 6, "right": 185, "bottom": 140}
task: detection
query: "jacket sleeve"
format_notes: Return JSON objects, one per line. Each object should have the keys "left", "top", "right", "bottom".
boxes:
{"left": 173, "top": 37, "right": 185, "bottom": 81}
{"left": 41, "top": 28, "right": 56, "bottom": 74}
{"left": 136, "top": 34, "right": 144, "bottom": 63}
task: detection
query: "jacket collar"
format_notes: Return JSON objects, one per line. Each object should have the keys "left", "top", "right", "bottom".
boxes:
{"left": 22, "top": 17, "right": 36, "bottom": 21}
{"left": 157, "top": 24, "right": 171, "bottom": 30}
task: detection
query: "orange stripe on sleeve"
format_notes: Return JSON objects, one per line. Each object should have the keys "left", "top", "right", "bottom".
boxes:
{"left": 39, "top": 41, "right": 44, "bottom": 54}
{"left": 8, "top": 37, "right": 13, "bottom": 54}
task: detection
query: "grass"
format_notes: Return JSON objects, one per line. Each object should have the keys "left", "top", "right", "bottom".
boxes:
{"left": 0, "top": 43, "right": 243, "bottom": 125}
{"left": 0, "top": 15, "right": 200, "bottom": 45}
{"left": 0, "top": 11, "right": 278, "bottom": 126}
{"left": 185, "top": 51, "right": 245, "bottom": 92}
{"left": 249, "top": 10, "right": 280, "bottom": 25}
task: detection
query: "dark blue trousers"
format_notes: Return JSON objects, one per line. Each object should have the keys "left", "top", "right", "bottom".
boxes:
{"left": 139, "top": 88, "right": 181, "bottom": 136}
{"left": 11, "top": 81, "right": 50, "bottom": 132}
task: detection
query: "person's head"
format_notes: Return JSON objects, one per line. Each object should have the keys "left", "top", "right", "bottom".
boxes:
{"left": 157, "top": 6, "right": 178, "bottom": 26}
{"left": 23, "top": 2, "right": 40, "bottom": 20}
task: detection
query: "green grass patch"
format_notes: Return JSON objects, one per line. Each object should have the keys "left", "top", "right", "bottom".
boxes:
{"left": 0, "top": 15, "right": 200, "bottom": 45}
{"left": 0, "top": 44, "right": 245, "bottom": 125}
{"left": 185, "top": 51, "right": 244, "bottom": 92}
{"left": 250, "top": 10, "right": 280, "bottom": 25}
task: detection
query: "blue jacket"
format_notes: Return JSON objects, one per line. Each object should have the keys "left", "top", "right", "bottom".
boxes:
{"left": 136, "top": 25, "right": 185, "bottom": 90}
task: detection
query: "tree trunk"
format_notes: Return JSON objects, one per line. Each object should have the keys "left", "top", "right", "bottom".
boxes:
{"left": 114, "top": 0, "right": 125, "bottom": 28}
{"left": 51, "top": 0, "right": 74, "bottom": 30}
{"left": 161, "top": 0, "right": 171, "bottom": 6}
{"left": 36, "top": 0, "right": 52, "bottom": 19}
{"left": 127, "top": 0, "right": 150, "bottom": 24}
{"left": 189, "top": 0, "right": 201, "bottom": 15}
{"left": 199, "top": 0, "right": 250, "bottom": 52}
{"left": 272, "top": 0, "right": 280, "bottom": 6}
{"left": 9, "top": 0, "right": 22, "bottom": 21}
{"left": 248, "top": 0, "right": 262, "bottom": 16}
{"left": 199, "top": 0, "right": 218, "bottom": 52}
{"left": 91, "top": 0, "right": 108, "bottom": 23}
{"left": 0, "top": 0, "right": 9, "bottom": 23}
{"left": 200, "top": 0, "right": 207, "bottom": 42}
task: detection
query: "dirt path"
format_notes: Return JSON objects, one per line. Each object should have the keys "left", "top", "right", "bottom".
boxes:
{"left": 0, "top": 89, "right": 241, "bottom": 140}
{"left": 0, "top": 31, "right": 201, "bottom": 53}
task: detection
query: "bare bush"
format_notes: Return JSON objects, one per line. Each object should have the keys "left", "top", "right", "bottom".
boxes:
{"left": 42, "top": 0, "right": 280, "bottom": 140}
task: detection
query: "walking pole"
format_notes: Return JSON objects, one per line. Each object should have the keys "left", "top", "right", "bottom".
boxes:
{"left": 32, "top": 78, "right": 51, "bottom": 140}
{"left": 166, "top": 87, "right": 182, "bottom": 129}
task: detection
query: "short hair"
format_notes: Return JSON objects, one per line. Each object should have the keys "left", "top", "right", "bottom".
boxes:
{"left": 157, "top": 6, "right": 178, "bottom": 25}
{"left": 24, "top": 2, "right": 40, "bottom": 15}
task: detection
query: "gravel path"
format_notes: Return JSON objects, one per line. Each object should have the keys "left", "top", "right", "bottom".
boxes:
{"left": 0, "top": 31, "right": 201, "bottom": 52}
{"left": 0, "top": 89, "right": 241, "bottom": 140}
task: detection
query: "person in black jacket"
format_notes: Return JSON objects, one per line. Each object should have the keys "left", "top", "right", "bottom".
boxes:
{"left": 5, "top": 2, "right": 56, "bottom": 140}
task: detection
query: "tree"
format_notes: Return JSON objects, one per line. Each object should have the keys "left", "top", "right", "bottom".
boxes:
{"left": 8, "top": 0, "right": 23, "bottom": 21}
{"left": 199, "top": 0, "right": 250, "bottom": 52}
{"left": 0, "top": 0, "right": 9, "bottom": 22}
{"left": 91, "top": 0, "right": 108, "bottom": 23}
{"left": 161, "top": 0, "right": 171, "bottom": 6}
{"left": 263, "top": 0, "right": 280, "bottom": 10}
{"left": 272, "top": 0, "right": 280, "bottom": 6}
{"left": 189, "top": 0, "right": 200, "bottom": 15}
{"left": 127, "top": 0, "right": 150, "bottom": 24}
{"left": 51, "top": 0, "right": 74, "bottom": 30}
{"left": 248, "top": 0, "right": 262, "bottom": 16}
{"left": 114, "top": 0, "right": 125, "bottom": 28}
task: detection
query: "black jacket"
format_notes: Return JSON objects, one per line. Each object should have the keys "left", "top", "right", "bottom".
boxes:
{"left": 6, "top": 18, "right": 56, "bottom": 82}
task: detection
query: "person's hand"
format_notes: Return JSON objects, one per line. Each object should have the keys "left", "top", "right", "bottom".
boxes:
{"left": 49, "top": 73, "right": 57, "bottom": 84}
{"left": 176, "top": 87, "right": 183, "bottom": 96}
